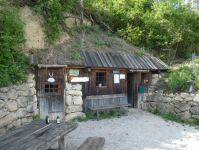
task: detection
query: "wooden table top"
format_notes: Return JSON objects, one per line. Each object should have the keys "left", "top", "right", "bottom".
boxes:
{"left": 0, "top": 119, "right": 78, "bottom": 150}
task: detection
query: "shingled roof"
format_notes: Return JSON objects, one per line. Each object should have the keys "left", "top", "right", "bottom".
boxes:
{"left": 29, "top": 50, "right": 169, "bottom": 70}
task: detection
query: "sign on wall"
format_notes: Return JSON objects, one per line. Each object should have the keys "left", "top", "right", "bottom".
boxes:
{"left": 114, "top": 74, "right": 120, "bottom": 83}
{"left": 69, "top": 69, "right": 79, "bottom": 76}
{"left": 120, "top": 74, "right": 125, "bottom": 79}
{"left": 71, "top": 77, "right": 89, "bottom": 82}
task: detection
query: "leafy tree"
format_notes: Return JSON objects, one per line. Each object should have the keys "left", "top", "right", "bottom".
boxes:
{"left": 0, "top": 8, "right": 30, "bottom": 86}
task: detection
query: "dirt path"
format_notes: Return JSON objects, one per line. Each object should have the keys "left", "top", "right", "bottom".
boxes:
{"left": 52, "top": 109, "right": 199, "bottom": 150}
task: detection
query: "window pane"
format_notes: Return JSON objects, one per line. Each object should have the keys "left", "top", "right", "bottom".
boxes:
{"left": 45, "top": 89, "right": 49, "bottom": 92}
{"left": 141, "top": 73, "right": 148, "bottom": 83}
{"left": 45, "top": 85, "right": 49, "bottom": 88}
{"left": 50, "top": 89, "right": 53, "bottom": 92}
{"left": 50, "top": 85, "right": 54, "bottom": 88}
{"left": 54, "top": 89, "right": 58, "bottom": 92}
{"left": 54, "top": 85, "right": 58, "bottom": 88}
{"left": 96, "top": 72, "right": 106, "bottom": 86}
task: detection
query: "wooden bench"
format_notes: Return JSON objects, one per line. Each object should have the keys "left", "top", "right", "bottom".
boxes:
{"left": 86, "top": 94, "right": 131, "bottom": 120}
{"left": 77, "top": 137, "right": 105, "bottom": 150}
{"left": 0, "top": 119, "right": 78, "bottom": 150}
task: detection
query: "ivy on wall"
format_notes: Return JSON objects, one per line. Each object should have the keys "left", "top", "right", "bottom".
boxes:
{"left": 0, "top": 8, "right": 32, "bottom": 87}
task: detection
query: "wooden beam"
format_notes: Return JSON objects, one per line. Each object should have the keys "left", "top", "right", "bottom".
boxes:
{"left": 86, "top": 94, "right": 125, "bottom": 100}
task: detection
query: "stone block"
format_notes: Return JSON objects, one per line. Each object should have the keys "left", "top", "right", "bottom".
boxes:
{"left": 150, "top": 102, "right": 157, "bottom": 108}
{"left": 141, "top": 103, "right": 152, "bottom": 111}
{"left": 0, "top": 129, "right": 6, "bottom": 136}
{"left": 7, "top": 89, "right": 18, "bottom": 100}
{"left": 162, "top": 97, "right": 173, "bottom": 103}
{"left": 0, "top": 93, "right": 7, "bottom": 100}
{"left": 0, "top": 113, "right": 17, "bottom": 128}
{"left": 65, "top": 95, "right": 72, "bottom": 106}
{"left": 190, "top": 106, "right": 199, "bottom": 115}
{"left": 0, "top": 100, "right": 5, "bottom": 109}
{"left": 28, "top": 88, "right": 36, "bottom": 95}
{"left": 15, "top": 84, "right": 29, "bottom": 91}
{"left": 72, "top": 84, "right": 82, "bottom": 91}
{"left": 168, "top": 93, "right": 174, "bottom": 98}
{"left": 174, "top": 103, "right": 191, "bottom": 112}
{"left": 28, "top": 80, "right": 36, "bottom": 88}
{"left": 185, "top": 96, "right": 193, "bottom": 101}
{"left": 16, "top": 108, "right": 27, "bottom": 118}
{"left": 0, "top": 109, "right": 8, "bottom": 119}
{"left": 66, "top": 91, "right": 82, "bottom": 96}
{"left": 0, "top": 87, "right": 9, "bottom": 93}
{"left": 65, "top": 112, "right": 86, "bottom": 121}
{"left": 180, "top": 111, "right": 192, "bottom": 121}
{"left": 174, "top": 108, "right": 181, "bottom": 113}
{"left": 188, "top": 101, "right": 198, "bottom": 106}
{"left": 143, "top": 96, "right": 147, "bottom": 102}
{"left": 16, "top": 97, "right": 28, "bottom": 108}
{"left": 192, "top": 115, "right": 199, "bottom": 119}
{"left": 7, "top": 119, "right": 21, "bottom": 129}
{"left": 18, "top": 88, "right": 36, "bottom": 97}
{"left": 180, "top": 92, "right": 189, "bottom": 99}
{"left": 193, "top": 94, "right": 199, "bottom": 102}
{"left": 73, "top": 96, "right": 83, "bottom": 105}
{"left": 5, "top": 100, "right": 18, "bottom": 112}
{"left": 21, "top": 117, "right": 33, "bottom": 125}
{"left": 27, "top": 103, "right": 37, "bottom": 113}
{"left": 66, "top": 82, "right": 72, "bottom": 91}
{"left": 152, "top": 74, "right": 159, "bottom": 78}
{"left": 174, "top": 95, "right": 183, "bottom": 101}
{"left": 157, "top": 103, "right": 175, "bottom": 114}
{"left": 65, "top": 106, "right": 83, "bottom": 114}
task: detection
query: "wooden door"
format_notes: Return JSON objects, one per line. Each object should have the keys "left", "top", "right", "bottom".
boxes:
{"left": 127, "top": 73, "right": 137, "bottom": 108}
{"left": 37, "top": 68, "right": 65, "bottom": 120}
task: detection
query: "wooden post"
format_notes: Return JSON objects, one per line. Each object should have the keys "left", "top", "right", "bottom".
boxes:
{"left": 91, "top": 100, "right": 93, "bottom": 106}
{"left": 126, "top": 106, "right": 128, "bottom": 116}
{"left": 58, "top": 136, "right": 66, "bottom": 150}
{"left": 97, "top": 110, "right": 99, "bottom": 121}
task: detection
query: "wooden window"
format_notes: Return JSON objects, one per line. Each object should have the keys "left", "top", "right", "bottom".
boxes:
{"left": 44, "top": 83, "right": 61, "bottom": 95}
{"left": 96, "top": 72, "right": 107, "bottom": 87}
{"left": 141, "top": 73, "right": 149, "bottom": 84}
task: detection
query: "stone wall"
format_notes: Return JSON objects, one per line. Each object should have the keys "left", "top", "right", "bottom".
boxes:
{"left": 0, "top": 73, "right": 38, "bottom": 134}
{"left": 140, "top": 74, "right": 199, "bottom": 121}
{"left": 65, "top": 83, "right": 85, "bottom": 121}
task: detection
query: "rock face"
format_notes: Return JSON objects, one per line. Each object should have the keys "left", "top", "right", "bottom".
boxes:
{"left": 140, "top": 73, "right": 199, "bottom": 122}
{"left": 65, "top": 83, "right": 84, "bottom": 121}
{"left": 0, "top": 73, "right": 38, "bottom": 132}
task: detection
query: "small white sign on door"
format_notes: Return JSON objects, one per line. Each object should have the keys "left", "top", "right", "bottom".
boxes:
{"left": 114, "top": 74, "right": 120, "bottom": 83}
{"left": 120, "top": 74, "right": 125, "bottom": 79}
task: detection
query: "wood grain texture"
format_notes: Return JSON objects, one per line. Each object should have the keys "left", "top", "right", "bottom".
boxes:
{"left": 77, "top": 137, "right": 105, "bottom": 150}
{"left": 86, "top": 94, "right": 125, "bottom": 100}
{"left": 0, "top": 119, "right": 78, "bottom": 150}
{"left": 87, "top": 103, "right": 131, "bottom": 111}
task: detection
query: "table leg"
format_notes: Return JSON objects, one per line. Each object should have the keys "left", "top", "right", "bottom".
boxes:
{"left": 97, "top": 110, "right": 99, "bottom": 121}
{"left": 58, "top": 136, "right": 66, "bottom": 150}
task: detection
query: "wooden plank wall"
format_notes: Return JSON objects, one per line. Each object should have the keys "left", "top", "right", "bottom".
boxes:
{"left": 67, "top": 68, "right": 127, "bottom": 111}
{"left": 67, "top": 68, "right": 152, "bottom": 111}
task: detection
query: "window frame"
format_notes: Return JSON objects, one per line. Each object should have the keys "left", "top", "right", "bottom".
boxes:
{"left": 43, "top": 82, "right": 62, "bottom": 95}
{"left": 94, "top": 70, "right": 109, "bottom": 89}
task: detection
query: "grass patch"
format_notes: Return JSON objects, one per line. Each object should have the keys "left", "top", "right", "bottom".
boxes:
{"left": 33, "top": 114, "right": 41, "bottom": 120}
{"left": 70, "top": 109, "right": 127, "bottom": 122}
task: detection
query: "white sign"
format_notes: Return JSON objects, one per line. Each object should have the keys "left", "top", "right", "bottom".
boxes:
{"left": 120, "top": 74, "right": 125, "bottom": 79}
{"left": 48, "top": 78, "right": 55, "bottom": 82}
{"left": 71, "top": 77, "right": 89, "bottom": 82}
{"left": 114, "top": 74, "right": 120, "bottom": 83}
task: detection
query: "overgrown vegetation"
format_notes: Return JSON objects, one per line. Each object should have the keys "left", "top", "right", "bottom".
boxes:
{"left": 0, "top": 7, "right": 32, "bottom": 87}
{"left": 163, "top": 59, "right": 199, "bottom": 92}
{"left": 71, "top": 109, "right": 126, "bottom": 122}
{"left": 33, "top": 114, "right": 41, "bottom": 120}
{"left": 149, "top": 107, "right": 199, "bottom": 127}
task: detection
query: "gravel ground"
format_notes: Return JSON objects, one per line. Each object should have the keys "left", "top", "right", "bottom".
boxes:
{"left": 52, "top": 109, "right": 199, "bottom": 150}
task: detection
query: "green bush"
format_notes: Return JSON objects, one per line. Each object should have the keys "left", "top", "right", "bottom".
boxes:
{"left": 0, "top": 8, "right": 31, "bottom": 87}
{"left": 94, "top": 38, "right": 105, "bottom": 45}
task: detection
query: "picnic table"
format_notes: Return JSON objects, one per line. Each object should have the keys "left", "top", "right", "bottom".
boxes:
{"left": 0, "top": 119, "right": 78, "bottom": 150}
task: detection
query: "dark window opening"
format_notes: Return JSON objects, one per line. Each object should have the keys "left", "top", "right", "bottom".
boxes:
{"left": 141, "top": 73, "right": 149, "bottom": 83}
{"left": 45, "top": 84, "right": 59, "bottom": 93}
{"left": 96, "top": 72, "right": 107, "bottom": 87}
